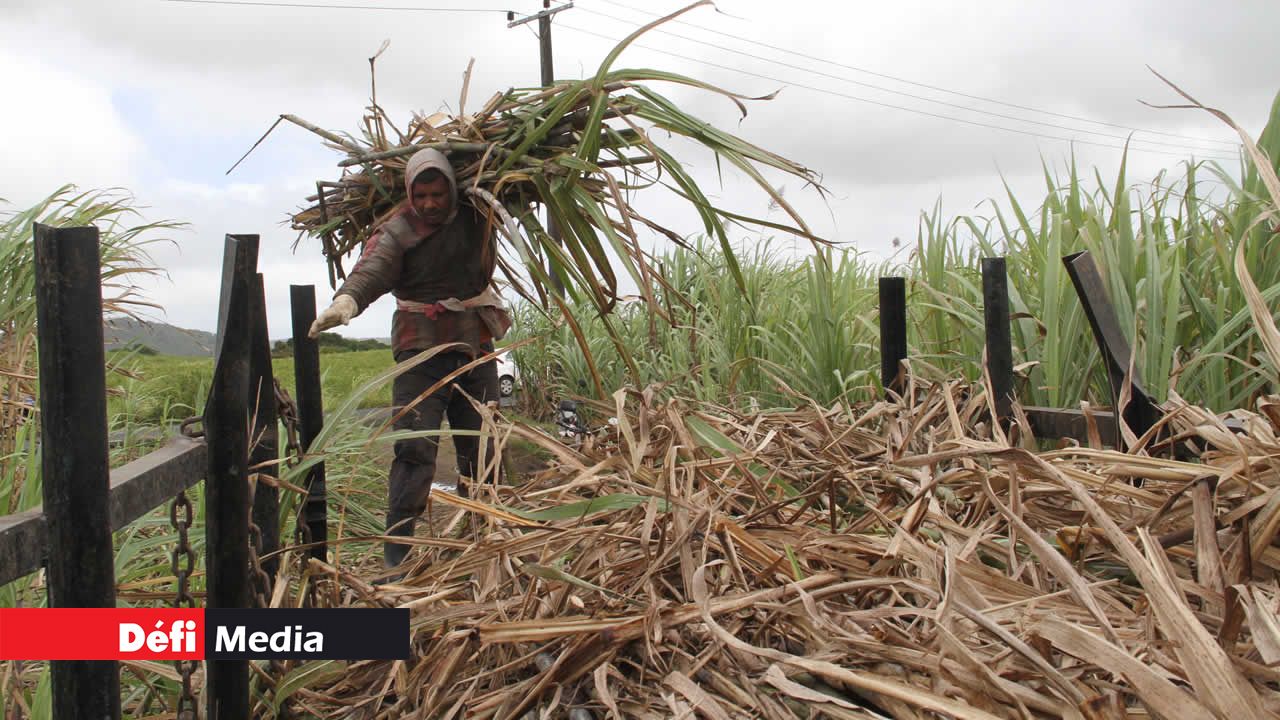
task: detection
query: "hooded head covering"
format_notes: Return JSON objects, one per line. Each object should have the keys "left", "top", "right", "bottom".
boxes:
{"left": 403, "top": 148, "right": 459, "bottom": 225}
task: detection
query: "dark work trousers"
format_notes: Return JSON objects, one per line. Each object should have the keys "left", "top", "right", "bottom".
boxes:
{"left": 385, "top": 346, "right": 498, "bottom": 568}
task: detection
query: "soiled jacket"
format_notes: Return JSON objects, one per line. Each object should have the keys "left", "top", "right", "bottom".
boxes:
{"left": 334, "top": 148, "right": 511, "bottom": 357}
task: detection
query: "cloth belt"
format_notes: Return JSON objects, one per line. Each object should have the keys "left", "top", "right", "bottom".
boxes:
{"left": 396, "top": 286, "right": 512, "bottom": 340}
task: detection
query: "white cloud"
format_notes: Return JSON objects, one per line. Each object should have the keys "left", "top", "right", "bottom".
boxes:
{"left": 0, "top": 50, "right": 143, "bottom": 207}
{"left": 1, "top": 0, "right": 1275, "bottom": 338}
{"left": 168, "top": 181, "right": 270, "bottom": 205}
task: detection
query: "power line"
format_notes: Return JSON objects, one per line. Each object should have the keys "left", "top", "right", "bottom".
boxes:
{"left": 555, "top": 22, "right": 1237, "bottom": 161}
{"left": 162, "top": 0, "right": 1237, "bottom": 161}
{"left": 163, "top": 0, "right": 513, "bottom": 12}
{"left": 590, "top": 0, "right": 1240, "bottom": 149}
{"left": 573, "top": 6, "right": 1231, "bottom": 155}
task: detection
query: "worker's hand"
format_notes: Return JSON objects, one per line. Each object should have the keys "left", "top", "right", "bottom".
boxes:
{"left": 308, "top": 295, "right": 358, "bottom": 339}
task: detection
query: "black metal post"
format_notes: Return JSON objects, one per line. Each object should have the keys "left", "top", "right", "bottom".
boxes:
{"left": 249, "top": 273, "right": 279, "bottom": 582}
{"left": 289, "top": 285, "right": 328, "bottom": 560}
{"left": 982, "top": 257, "right": 1014, "bottom": 424}
{"left": 33, "top": 223, "right": 121, "bottom": 720}
{"left": 1062, "top": 251, "right": 1163, "bottom": 449}
{"left": 879, "top": 277, "right": 907, "bottom": 398}
{"left": 205, "top": 234, "right": 255, "bottom": 720}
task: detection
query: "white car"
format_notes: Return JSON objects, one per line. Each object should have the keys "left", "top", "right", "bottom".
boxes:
{"left": 495, "top": 354, "right": 519, "bottom": 397}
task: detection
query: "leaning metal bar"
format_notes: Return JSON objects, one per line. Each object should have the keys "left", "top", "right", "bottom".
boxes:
{"left": 1062, "top": 251, "right": 1163, "bottom": 449}
{"left": 1024, "top": 406, "right": 1117, "bottom": 445}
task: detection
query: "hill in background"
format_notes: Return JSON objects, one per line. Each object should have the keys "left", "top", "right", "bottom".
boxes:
{"left": 271, "top": 333, "right": 390, "bottom": 357}
{"left": 103, "top": 317, "right": 392, "bottom": 357}
{"left": 104, "top": 317, "right": 215, "bottom": 357}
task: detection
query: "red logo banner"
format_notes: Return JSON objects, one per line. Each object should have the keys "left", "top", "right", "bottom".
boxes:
{"left": 0, "top": 608, "right": 205, "bottom": 660}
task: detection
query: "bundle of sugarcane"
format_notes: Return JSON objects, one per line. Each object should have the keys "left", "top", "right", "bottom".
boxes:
{"left": 276, "top": 1, "right": 822, "bottom": 311}
{"left": 262, "top": 380, "right": 1280, "bottom": 719}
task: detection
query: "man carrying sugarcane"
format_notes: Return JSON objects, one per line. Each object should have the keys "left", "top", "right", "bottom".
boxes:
{"left": 308, "top": 148, "right": 511, "bottom": 572}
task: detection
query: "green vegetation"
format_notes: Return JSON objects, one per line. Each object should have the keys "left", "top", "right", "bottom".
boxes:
{"left": 106, "top": 347, "right": 400, "bottom": 426}
{"left": 1, "top": 185, "right": 178, "bottom": 518}
{"left": 509, "top": 92, "right": 1280, "bottom": 416}
{"left": 271, "top": 331, "right": 389, "bottom": 357}
{"left": 267, "top": 348, "right": 397, "bottom": 412}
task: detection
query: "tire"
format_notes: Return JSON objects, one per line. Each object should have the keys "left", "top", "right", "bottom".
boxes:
{"left": 499, "top": 375, "right": 515, "bottom": 397}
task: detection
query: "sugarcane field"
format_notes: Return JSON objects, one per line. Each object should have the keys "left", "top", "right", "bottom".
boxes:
{"left": 2, "top": 1, "right": 1280, "bottom": 719}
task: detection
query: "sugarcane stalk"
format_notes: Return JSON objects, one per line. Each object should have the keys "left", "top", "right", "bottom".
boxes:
{"left": 337, "top": 141, "right": 492, "bottom": 168}
{"left": 478, "top": 82, "right": 632, "bottom": 137}
{"left": 548, "top": 103, "right": 639, "bottom": 137}
{"left": 305, "top": 182, "right": 351, "bottom": 203}
{"left": 281, "top": 114, "right": 363, "bottom": 154}
{"left": 597, "top": 155, "right": 656, "bottom": 169}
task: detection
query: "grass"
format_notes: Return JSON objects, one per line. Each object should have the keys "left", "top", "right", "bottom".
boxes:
{"left": 105, "top": 348, "right": 401, "bottom": 426}
{"left": 106, "top": 340, "right": 545, "bottom": 426}
{"left": 506, "top": 90, "right": 1280, "bottom": 416}
{"left": 1, "top": 186, "right": 179, "bottom": 523}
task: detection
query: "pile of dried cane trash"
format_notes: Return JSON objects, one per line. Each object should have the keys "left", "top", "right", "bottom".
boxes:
{"left": 267, "top": 381, "right": 1280, "bottom": 720}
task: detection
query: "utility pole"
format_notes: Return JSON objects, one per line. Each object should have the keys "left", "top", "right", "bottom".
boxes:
{"left": 507, "top": 0, "right": 574, "bottom": 106}
{"left": 509, "top": 1, "right": 573, "bottom": 297}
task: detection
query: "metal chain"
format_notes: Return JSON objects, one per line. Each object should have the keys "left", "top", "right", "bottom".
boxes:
{"left": 274, "top": 381, "right": 307, "bottom": 548}
{"left": 274, "top": 380, "right": 321, "bottom": 608}
{"left": 247, "top": 493, "right": 273, "bottom": 609}
{"left": 274, "top": 379, "right": 301, "bottom": 465}
{"left": 169, "top": 491, "right": 199, "bottom": 719}
{"left": 179, "top": 415, "right": 204, "bottom": 439}
{"left": 293, "top": 505, "right": 317, "bottom": 609}
{"left": 245, "top": 499, "right": 289, "bottom": 715}
{"left": 263, "top": 384, "right": 308, "bottom": 713}
{"left": 294, "top": 506, "right": 315, "bottom": 547}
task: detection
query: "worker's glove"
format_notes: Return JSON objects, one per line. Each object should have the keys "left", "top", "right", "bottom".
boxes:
{"left": 308, "top": 295, "right": 359, "bottom": 339}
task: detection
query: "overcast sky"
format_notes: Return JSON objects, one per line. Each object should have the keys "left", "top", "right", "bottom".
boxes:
{"left": 2, "top": 0, "right": 1276, "bottom": 339}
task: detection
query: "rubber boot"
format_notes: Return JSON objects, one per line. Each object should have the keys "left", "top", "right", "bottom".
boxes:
{"left": 383, "top": 512, "right": 415, "bottom": 574}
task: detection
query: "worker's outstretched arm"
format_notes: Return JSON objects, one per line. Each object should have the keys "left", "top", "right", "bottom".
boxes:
{"left": 308, "top": 229, "right": 403, "bottom": 338}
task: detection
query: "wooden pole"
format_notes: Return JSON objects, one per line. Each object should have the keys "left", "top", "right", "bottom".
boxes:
{"left": 289, "top": 285, "right": 328, "bottom": 560}
{"left": 982, "top": 257, "right": 1014, "bottom": 424}
{"left": 538, "top": 9, "right": 555, "bottom": 90}
{"left": 509, "top": 0, "right": 572, "bottom": 298}
{"left": 33, "top": 223, "right": 120, "bottom": 720}
{"left": 878, "top": 277, "right": 907, "bottom": 398}
{"left": 539, "top": 7, "right": 569, "bottom": 297}
{"left": 205, "top": 234, "right": 255, "bottom": 720}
